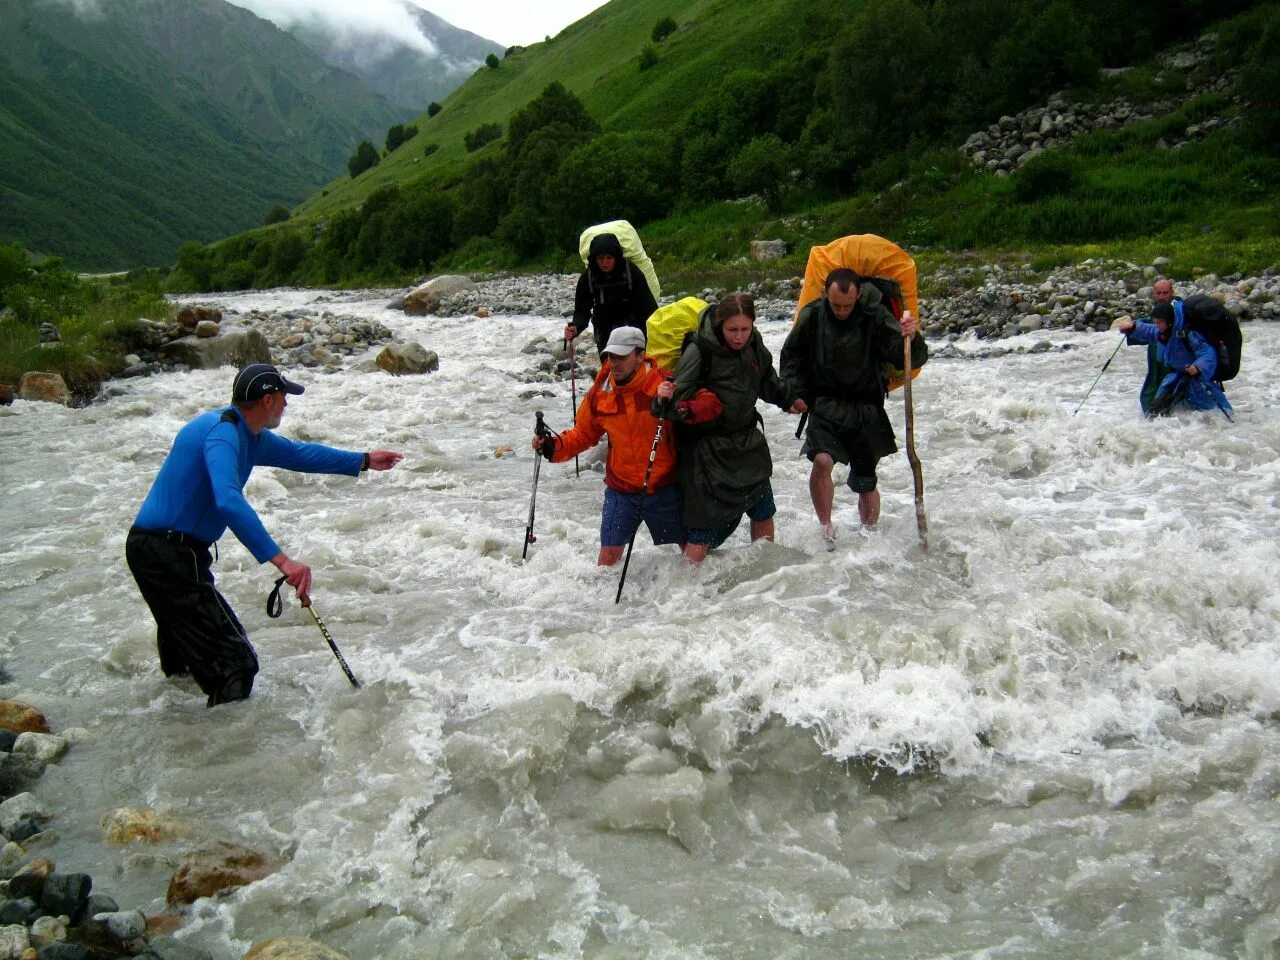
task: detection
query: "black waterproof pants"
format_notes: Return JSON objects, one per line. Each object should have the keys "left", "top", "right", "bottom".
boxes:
{"left": 125, "top": 527, "right": 259, "bottom": 707}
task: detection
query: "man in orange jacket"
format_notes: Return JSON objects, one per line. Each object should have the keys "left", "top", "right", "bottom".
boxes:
{"left": 531, "top": 326, "right": 684, "bottom": 565}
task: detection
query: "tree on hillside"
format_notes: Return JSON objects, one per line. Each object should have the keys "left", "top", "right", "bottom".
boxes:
{"left": 347, "top": 140, "right": 381, "bottom": 178}
{"left": 0, "top": 242, "right": 32, "bottom": 308}
{"left": 263, "top": 205, "right": 291, "bottom": 226}
{"left": 548, "top": 131, "right": 678, "bottom": 243}
{"left": 428, "top": 101, "right": 443, "bottom": 117}
{"left": 827, "top": 0, "right": 943, "bottom": 178}
{"left": 464, "top": 123, "right": 503, "bottom": 152}
{"left": 987, "top": 0, "right": 1099, "bottom": 113}
{"left": 652, "top": 16, "right": 678, "bottom": 43}
{"left": 486, "top": 53, "right": 500, "bottom": 69}
{"left": 727, "top": 134, "right": 790, "bottom": 211}
{"left": 385, "top": 123, "right": 419, "bottom": 152}
{"left": 505, "top": 82, "right": 599, "bottom": 161}
{"left": 1238, "top": 8, "right": 1280, "bottom": 152}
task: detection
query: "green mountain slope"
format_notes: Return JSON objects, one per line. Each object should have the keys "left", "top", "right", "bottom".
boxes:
{"left": 0, "top": 0, "right": 403, "bottom": 269}
{"left": 296, "top": 0, "right": 815, "bottom": 217}
{"left": 185, "top": 0, "right": 1280, "bottom": 291}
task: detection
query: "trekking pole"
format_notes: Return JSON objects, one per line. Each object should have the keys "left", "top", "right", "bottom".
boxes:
{"left": 1072, "top": 338, "right": 1125, "bottom": 416}
{"left": 1196, "top": 373, "right": 1235, "bottom": 423}
{"left": 615, "top": 402, "right": 668, "bottom": 604}
{"left": 302, "top": 598, "right": 360, "bottom": 688}
{"left": 524, "top": 411, "right": 551, "bottom": 560}
{"left": 902, "top": 329, "right": 928, "bottom": 552}
{"left": 1074, "top": 315, "right": 1133, "bottom": 416}
{"left": 567, "top": 337, "right": 580, "bottom": 478}
{"left": 266, "top": 576, "right": 359, "bottom": 688}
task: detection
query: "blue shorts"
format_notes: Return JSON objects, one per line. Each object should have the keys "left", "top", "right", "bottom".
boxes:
{"left": 685, "top": 485, "right": 776, "bottom": 547}
{"left": 601, "top": 485, "right": 685, "bottom": 548}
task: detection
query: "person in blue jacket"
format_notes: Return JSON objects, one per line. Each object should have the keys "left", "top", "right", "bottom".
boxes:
{"left": 126, "top": 363, "right": 403, "bottom": 707}
{"left": 1117, "top": 304, "right": 1233, "bottom": 418}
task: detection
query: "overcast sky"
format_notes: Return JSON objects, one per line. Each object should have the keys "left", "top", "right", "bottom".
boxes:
{"left": 228, "top": 0, "right": 609, "bottom": 49}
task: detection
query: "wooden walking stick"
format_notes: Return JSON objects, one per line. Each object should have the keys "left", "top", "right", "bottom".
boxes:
{"left": 902, "top": 321, "right": 928, "bottom": 552}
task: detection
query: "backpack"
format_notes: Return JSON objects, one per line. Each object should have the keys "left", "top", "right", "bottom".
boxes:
{"left": 645, "top": 297, "right": 708, "bottom": 375}
{"left": 1179, "top": 294, "right": 1242, "bottom": 382}
{"left": 579, "top": 220, "right": 661, "bottom": 302}
{"left": 793, "top": 234, "right": 920, "bottom": 391}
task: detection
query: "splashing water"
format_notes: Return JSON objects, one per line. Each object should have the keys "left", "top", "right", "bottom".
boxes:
{"left": 2, "top": 288, "right": 1278, "bottom": 959}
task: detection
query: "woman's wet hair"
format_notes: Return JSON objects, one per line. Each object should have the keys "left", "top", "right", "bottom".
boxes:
{"left": 714, "top": 293, "right": 756, "bottom": 328}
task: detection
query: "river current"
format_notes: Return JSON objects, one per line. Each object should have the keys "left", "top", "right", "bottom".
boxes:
{"left": 2, "top": 287, "right": 1279, "bottom": 959}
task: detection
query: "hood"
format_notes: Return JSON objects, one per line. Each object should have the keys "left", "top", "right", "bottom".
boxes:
{"left": 694, "top": 303, "right": 757, "bottom": 357}
{"left": 588, "top": 233, "right": 625, "bottom": 273}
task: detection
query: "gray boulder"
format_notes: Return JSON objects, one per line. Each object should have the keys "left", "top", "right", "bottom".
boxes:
{"left": 160, "top": 327, "right": 271, "bottom": 370}
{"left": 376, "top": 342, "right": 439, "bottom": 375}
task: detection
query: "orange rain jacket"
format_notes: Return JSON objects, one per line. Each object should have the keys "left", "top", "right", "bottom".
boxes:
{"left": 549, "top": 357, "right": 677, "bottom": 494}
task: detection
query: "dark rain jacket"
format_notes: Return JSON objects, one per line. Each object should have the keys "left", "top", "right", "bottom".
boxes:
{"left": 570, "top": 233, "right": 658, "bottom": 354}
{"left": 780, "top": 284, "right": 928, "bottom": 461}
{"left": 670, "top": 306, "right": 794, "bottom": 529}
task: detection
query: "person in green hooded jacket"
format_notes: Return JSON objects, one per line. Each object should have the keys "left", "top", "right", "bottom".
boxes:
{"left": 655, "top": 293, "right": 805, "bottom": 564}
{"left": 780, "top": 268, "right": 926, "bottom": 549}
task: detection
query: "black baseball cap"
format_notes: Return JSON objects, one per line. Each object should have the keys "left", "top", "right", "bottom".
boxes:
{"left": 231, "top": 363, "right": 305, "bottom": 402}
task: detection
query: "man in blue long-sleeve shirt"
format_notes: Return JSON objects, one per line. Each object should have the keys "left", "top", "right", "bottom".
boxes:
{"left": 127, "top": 363, "right": 403, "bottom": 707}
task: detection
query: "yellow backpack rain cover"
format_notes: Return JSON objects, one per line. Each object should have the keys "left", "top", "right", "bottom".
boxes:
{"left": 579, "top": 220, "right": 662, "bottom": 302}
{"left": 792, "top": 234, "right": 921, "bottom": 391}
{"left": 645, "top": 297, "right": 709, "bottom": 375}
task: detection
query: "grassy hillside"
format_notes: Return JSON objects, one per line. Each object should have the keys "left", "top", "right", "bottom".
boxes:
{"left": 295, "top": 0, "right": 818, "bottom": 217}
{"left": 184, "top": 0, "right": 1280, "bottom": 291}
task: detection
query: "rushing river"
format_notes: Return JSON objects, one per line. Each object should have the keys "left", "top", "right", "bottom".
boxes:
{"left": 2, "top": 287, "right": 1279, "bottom": 960}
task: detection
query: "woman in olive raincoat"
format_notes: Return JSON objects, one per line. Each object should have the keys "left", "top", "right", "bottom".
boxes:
{"left": 656, "top": 294, "right": 805, "bottom": 564}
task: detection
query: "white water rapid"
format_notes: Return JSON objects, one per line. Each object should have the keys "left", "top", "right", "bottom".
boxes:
{"left": 2, "top": 287, "right": 1279, "bottom": 959}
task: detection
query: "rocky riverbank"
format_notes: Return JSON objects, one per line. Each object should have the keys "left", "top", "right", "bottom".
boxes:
{"left": 6, "top": 255, "right": 1275, "bottom": 408}
{"left": 0, "top": 700, "right": 352, "bottom": 960}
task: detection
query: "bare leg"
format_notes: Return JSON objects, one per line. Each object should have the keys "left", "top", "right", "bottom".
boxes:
{"left": 749, "top": 518, "right": 774, "bottom": 542}
{"left": 808, "top": 453, "right": 836, "bottom": 525}
{"left": 598, "top": 546, "right": 624, "bottom": 566}
{"left": 683, "top": 543, "right": 711, "bottom": 565}
{"left": 858, "top": 490, "right": 881, "bottom": 526}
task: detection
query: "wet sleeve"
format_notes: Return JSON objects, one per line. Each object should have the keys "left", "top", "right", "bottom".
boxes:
{"left": 1189, "top": 332, "right": 1218, "bottom": 379}
{"left": 549, "top": 392, "right": 605, "bottom": 462}
{"left": 1126, "top": 321, "right": 1159, "bottom": 346}
{"left": 755, "top": 343, "right": 793, "bottom": 409}
{"left": 779, "top": 312, "right": 811, "bottom": 397}
{"left": 256, "top": 431, "right": 363, "bottom": 476}
{"left": 203, "top": 430, "right": 280, "bottom": 563}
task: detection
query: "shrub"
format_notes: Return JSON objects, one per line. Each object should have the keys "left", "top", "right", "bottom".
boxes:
{"left": 638, "top": 45, "right": 658, "bottom": 71}
{"left": 652, "top": 16, "right": 677, "bottom": 43}
{"left": 485, "top": 53, "right": 500, "bottom": 69}
{"left": 0, "top": 242, "right": 32, "bottom": 309}
{"left": 727, "top": 134, "right": 790, "bottom": 211}
{"left": 464, "top": 123, "right": 503, "bottom": 153}
{"left": 347, "top": 140, "right": 380, "bottom": 178}
{"left": 1013, "top": 151, "right": 1081, "bottom": 203}
{"left": 263, "top": 205, "right": 291, "bottom": 226}
{"left": 423, "top": 143, "right": 439, "bottom": 157}
{"left": 385, "top": 123, "right": 418, "bottom": 152}
{"left": 427, "top": 101, "right": 442, "bottom": 117}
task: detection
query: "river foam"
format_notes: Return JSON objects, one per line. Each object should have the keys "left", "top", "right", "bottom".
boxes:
{"left": 1, "top": 288, "right": 1278, "bottom": 959}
